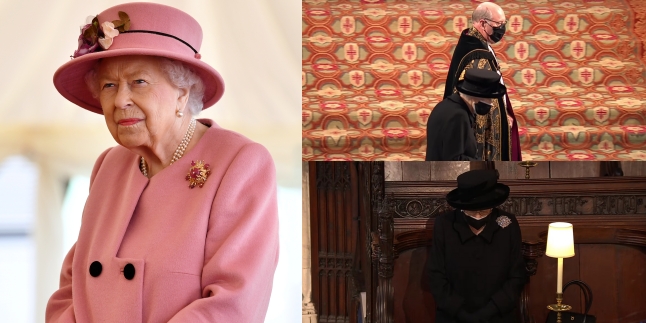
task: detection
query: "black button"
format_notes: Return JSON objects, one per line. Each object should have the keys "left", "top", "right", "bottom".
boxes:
{"left": 89, "top": 261, "right": 102, "bottom": 277}
{"left": 123, "top": 263, "right": 135, "bottom": 280}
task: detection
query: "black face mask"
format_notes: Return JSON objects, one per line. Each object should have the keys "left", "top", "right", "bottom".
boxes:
{"left": 488, "top": 23, "right": 506, "bottom": 43}
{"left": 475, "top": 101, "right": 492, "bottom": 115}
{"left": 465, "top": 214, "right": 489, "bottom": 229}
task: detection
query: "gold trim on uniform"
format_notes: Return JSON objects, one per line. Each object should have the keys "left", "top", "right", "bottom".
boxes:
{"left": 467, "top": 26, "right": 487, "bottom": 44}
{"left": 477, "top": 58, "right": 488, "bottom": 69}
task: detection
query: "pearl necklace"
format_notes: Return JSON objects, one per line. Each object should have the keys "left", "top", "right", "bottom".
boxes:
{"left": 140, "top": 118, "right": 196, "bottom": 177}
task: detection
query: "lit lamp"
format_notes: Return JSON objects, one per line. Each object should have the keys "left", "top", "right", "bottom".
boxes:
{"left": 545, "top": 222, "right": 575, "bottom": 323}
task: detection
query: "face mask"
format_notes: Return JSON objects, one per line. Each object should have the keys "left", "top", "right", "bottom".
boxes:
{"left": 475, "top": 101, "right": 492, "bottom": 115}
{"left": 465, "top": 214, "right": 488, "bottom": 229}
{"left": 488, "top": 23, "right": 506, "bottom": 43}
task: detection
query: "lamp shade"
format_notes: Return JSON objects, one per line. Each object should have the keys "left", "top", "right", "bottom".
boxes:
{"left": 545, "top": 222, "right": 575, "bottom": 258}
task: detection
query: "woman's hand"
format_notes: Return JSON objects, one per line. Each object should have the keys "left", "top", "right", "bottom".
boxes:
{"left": 473, "top": 301, "right": 498, "bottom": 322}
{"left": 457, "top": 308, "right": 479, "bottom": 323}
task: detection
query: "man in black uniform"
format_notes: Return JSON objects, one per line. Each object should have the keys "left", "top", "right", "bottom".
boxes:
{"left": 426, "top": 68, "right": 506, "bottom": 161}
{"left": 443, "top": 2, "right": 521, "bottom": 161}
{"left": 428, "top": 169, "right": 526, "bottom": 323}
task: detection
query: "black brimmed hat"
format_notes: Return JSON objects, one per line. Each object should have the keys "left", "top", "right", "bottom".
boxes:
{"left": 446, "top": 169, "right": 510, "bottom": 210}
{"left": 455, "top": 68, "right": 507, "bottom": 99}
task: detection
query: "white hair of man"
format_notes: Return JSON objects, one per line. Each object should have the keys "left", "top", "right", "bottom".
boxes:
{"left": 85, "top": 57, "right": 205, "bottom": 116}
{"left": 471, "top": 5, "right": 494, "bottom": 24}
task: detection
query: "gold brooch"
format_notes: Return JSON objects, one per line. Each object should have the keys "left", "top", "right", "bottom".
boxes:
{"left": 496, "top": 216, "right": 511, "bottom": 229}
{"left": 185, "top": 160, "right": 211, "bottom": 188}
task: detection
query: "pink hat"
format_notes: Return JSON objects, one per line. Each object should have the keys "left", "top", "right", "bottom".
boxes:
{"left": 53, "top": 2, "right": 225, "bottom": 114}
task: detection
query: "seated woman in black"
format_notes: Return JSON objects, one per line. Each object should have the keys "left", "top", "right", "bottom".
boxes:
{"left": 429, "top": 169, "right": 526, "bottom": 323}
{"left": 426, "top": 69, "right": 507, "bottom": 161}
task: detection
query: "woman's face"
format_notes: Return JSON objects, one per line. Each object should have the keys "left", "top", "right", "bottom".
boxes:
{"left": 96, "top": 55, "right": 188, "bottom": 150}
{"left": 475, "top": 97, "right": 492, "bottom": 106}
{"left": 463, "top": 208, "right": 493, "bottom": 219}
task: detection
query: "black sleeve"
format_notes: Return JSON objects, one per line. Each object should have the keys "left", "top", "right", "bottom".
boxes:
{"left": 489, "top": 218, "right": 528, "bottom": 314}
{"left": 429, "top": 216, "right": 465, "bottom": 317}
{"left": 442, "top": 113, "right": 477, "bottom": 161}
{"left": 425, "top": 119, "right": 433, "bottom": 161}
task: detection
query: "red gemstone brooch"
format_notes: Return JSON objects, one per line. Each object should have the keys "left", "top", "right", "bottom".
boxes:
{"left": 186, "top": 160, "right": 211, "bottom": 188}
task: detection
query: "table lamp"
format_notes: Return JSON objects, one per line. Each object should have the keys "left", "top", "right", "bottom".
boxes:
{"left": 545, "top": 222, "right": 575, "bottom": 323}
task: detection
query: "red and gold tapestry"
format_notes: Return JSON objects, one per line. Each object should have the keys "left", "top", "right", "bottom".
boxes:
{"left": 302, "top": 0, "right": 646, "bottom": 161}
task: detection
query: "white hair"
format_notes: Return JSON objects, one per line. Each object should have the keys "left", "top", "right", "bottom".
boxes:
{"left": 471, "top": 6, "right": 493, "bottom": 24}
{"left": 459, "top": 92, "right": 480, "bottom": 104}
{"left": 158, "top": 58, "right": 205, "bottom": 115}
{"left": 84, "top": 57, "right": 205, "bottom": 116}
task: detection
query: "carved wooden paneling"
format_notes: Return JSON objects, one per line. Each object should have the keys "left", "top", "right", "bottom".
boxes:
{"left": 312, "top": 162, "right": 646, "bottom": 323}
{"left": 374, "top": 201, "right": 394, "bottom": 323}
{"left": 309, "top": 162, "right": 385, "bottom": 323}
{"left": 390, "top": 198, "right": 451, "bottom": 219}
{"left": 364, "top": 161, "right": 384, "bottom": 323}
{"left": 381, "top": 195, "right": 646, "bottom": 218}
{"left": 384, "top": 177, "right": 646, "bottom": 217}
{"left": 310, "top": 162, "right": 355, "bottom": 323}
{"left": 376, "top": 168, "right": 646, "bottom": 323}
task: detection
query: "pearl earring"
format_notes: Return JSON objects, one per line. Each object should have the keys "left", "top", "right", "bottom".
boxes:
{"left": 176, "top": 109, "right": 183, "bottom": 118}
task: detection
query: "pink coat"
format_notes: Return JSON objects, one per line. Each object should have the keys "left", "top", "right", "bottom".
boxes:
{"left": 46, "top": 119, "right": 279, "bottom": 323}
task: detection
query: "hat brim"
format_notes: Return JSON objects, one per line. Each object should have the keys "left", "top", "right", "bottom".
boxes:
{"left": 446, "top": 183, "right": 510, "bottom": 210}
{"left": 53, "top": 48, "right": 225, "bottom": 114}
{"left": 456, "top": 80, "right": 507, "bottom": 99}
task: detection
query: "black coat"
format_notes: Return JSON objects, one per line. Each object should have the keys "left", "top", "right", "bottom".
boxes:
{"left": 442, "top": 27, "right": 519, "bottom": 161}
{"left": 428, "top": 209, "right": 527, "bottom": 323}
{"left": 443, "top": 29, "right": 497, "bottom": 99}
{"left": 425, "top": 93, "right": 478, "bottom": 161}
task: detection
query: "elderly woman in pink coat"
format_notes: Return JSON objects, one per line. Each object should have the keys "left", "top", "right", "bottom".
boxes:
{"left": 46, "top": 3, "right": 279, "bottom": 322}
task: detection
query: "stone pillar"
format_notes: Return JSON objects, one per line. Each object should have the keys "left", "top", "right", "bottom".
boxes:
{"left": 35, "top": 161, "right": 65, "bottom": 323}
{"left": 302, "top": 162, "right": 317, "bottom": 323}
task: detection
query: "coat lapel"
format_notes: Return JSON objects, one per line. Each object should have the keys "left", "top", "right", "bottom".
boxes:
{"left": 80, "top": 146, "right": 149, "bottom": 257}
{"left": 72, "top": 146, "right": 149, "bottom": 322}
{"left": 452, "top": 208, "right": 501, "bottom": 244}
{"left": 478, "top": 209, "right": 501, "bottom": 243}
{"left": 452, "top": 210, "right": 475, "bottom": 243}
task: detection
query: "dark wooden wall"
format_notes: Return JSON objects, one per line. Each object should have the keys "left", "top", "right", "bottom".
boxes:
{"left": 309, "top": 162, "right": 356, "bottom": 323}
{"left": 529, "top": 243, "right": 646, "bottom": 322}
{"left": 385, "top": 161, "right": 646, "bottom": 181}
{"left": 309, "top": 162, "right": 383, "bottom": 323}
{"left": 390, "top": 239, "right": 646, "bottom": 323}
{"left": 384, "top": 172, "right": 646, "bottom": 323}
{"left": 309, "top": 161, "right": 646, "bottom": 323}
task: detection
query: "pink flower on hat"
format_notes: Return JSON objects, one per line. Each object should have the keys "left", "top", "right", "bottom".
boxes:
{"left": 73, "top": 23, "right": 100, "bottom": 58}
{"left": 72, "top": 12, "right": 130, "bottom": 58}
{"left": 98, "top": 21, "right": 119, "bottom": 49}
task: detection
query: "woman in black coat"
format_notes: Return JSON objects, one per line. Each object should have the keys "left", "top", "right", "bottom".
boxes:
{"left": 429, "top": 169, "right": 527, "bottom": 323}
{"left": 426, "top": 68, "right": 507, "bottom": 161}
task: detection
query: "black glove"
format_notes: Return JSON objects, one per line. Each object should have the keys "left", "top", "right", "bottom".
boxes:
{"left": 456, "top": 308, "right": 479, "bottom": 323}
{"left": 473, "top": 301, "right": 498, "bottom": 322}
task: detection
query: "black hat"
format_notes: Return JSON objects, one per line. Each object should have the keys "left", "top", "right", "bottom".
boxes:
{"left": 455, "top": 68, "right": 507, "bottom": 99}
{"left": 446, "top": 169, "right": 510, "bottom": 210}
